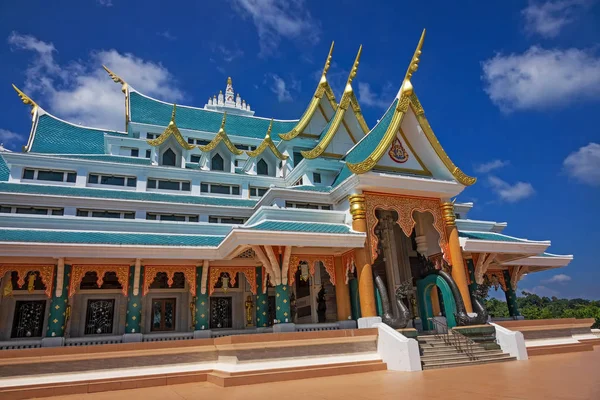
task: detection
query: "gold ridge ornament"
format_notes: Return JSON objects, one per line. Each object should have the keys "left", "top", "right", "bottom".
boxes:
{"left": 197, "top": 112, "right": 243, "bottom": 155}
{"left": 247, "top": 119, "right": 289, "bottom": 160}
{"left": 146, "top": 104, "right": 195, "bottom": 150}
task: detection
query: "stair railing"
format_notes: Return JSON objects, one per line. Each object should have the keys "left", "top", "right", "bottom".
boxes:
{"left": 427, "top": 318, "right": 478, "bottom": 361}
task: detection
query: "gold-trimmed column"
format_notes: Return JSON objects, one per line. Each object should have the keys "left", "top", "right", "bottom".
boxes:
{"left": 440, "top": 202, "right": 473, "bottom": 313}
{"left": 334, "top": 256, "right": 351, "bottom": 320}
{"left": 348, "top": 194, "right": 377, "bottom": 317}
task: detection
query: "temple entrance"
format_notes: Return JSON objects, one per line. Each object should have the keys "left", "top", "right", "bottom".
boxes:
{"left": 289, "top": 259, "right": 337, "bottom": 324}
{"left": 416, "top": 274, "right": 457, "bottom": 329}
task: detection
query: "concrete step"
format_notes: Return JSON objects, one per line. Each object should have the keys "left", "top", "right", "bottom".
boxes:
{"left": 421, "top": 349, "right": 503, "bottom": 359}
{"left": 421, "top": 351, "right": 508, "bottom": 364}
{"left": 207, "top": 360, "right": 387, "bottom": 387}
{"left": 422, "top": 355, "right": 516, "bottom": 370}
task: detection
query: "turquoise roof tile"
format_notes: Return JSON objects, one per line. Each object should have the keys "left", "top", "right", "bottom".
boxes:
{"left": 0, "top": 182, "right": 257, "bottom": 208}
{"left": 0, "top": 155, "right": 9, "bottom": 182}
{"left": 0, "top": 228, "right": 224, "bottom": 247}
{"left": 247, "top": 221, "right": 355, "bottom": 234}
{"left": 130, "top": 92, "right": 298, "bottom": 140}
{"left": 289, "top": 185, "right": 332, "bottom": 193}
{"left": 458, "top": 231, "right": 526, "bottom": 243}
{"left": 30, "top": 114, "right": 125, "bottom": 154}
{"left": 46, "top": 154, "right": 152, "bottom": 165}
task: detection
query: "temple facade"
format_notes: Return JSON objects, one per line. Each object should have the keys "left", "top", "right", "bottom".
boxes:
{"left": 0, "top": 32, "right": 572, "bottom": 347}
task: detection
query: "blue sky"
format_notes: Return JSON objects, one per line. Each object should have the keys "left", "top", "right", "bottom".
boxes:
{"left": 0, "top": 1, "right": 598, "bottom": 299}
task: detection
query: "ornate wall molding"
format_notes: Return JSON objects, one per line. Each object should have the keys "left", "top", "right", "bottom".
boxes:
{"left": 288, "top": 255, "right": 336, "bottom": 286}
{"left": 0, "top": 264, "right": 55, "bottom": 298}
{"left": 70, "top": 265, "right": 129, "bottom": 298}
{"left": 208, "top": 266, "right": 256, "bottom": 296}
{"left": 341, "top": 250, "right": 356, "bottom": 285}
{"left": 143, "top": 265, "right": 197, "bottom": 297}
{"left": 364, "top": 192, "right": 449, "bottom": 263}
{"left": 485, "top": 270, "right": 507, "bottom": 292}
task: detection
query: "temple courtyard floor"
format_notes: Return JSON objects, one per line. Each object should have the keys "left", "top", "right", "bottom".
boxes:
{"left": 32, "top": 348, "right": 599, "bottom": 400}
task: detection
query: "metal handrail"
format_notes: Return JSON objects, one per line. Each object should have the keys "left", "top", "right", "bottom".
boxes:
{"left": 427, "top": 318, "right": 478, "bottom": 361}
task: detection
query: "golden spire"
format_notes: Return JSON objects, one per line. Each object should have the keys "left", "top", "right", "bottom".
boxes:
{"left": 247, "top": 119, "right": 288, "bottom": 160}
{"left": 147, "top": 104, "right": 195, "bottom": 150}
{"left": 301, "top": 45, "right": 362, "bottom": 159}
{"left": 227, "top": 77, "right": 232, "bottom": 85}
{"left": 278, "top": 42, "right": 338, "bottom": 141}
{"left": 12, "top": 84, "right": 39, "bottom": 115}
{"left": 197, "top": 112, "right": 243, "bottom": 155}
{"left": 347, "top": 30, "right": 426, "bottom": 174}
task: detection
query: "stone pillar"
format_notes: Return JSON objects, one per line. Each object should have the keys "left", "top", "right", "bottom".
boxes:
{"left": 275, "top": 284, "right": 290, "bottom": 323}
{"left": 255, "top": 267, "right": 269, "bottom": 327}
{"left": 348, "top": 194, "right": 377, "bottom": 320}
{"left": 503, "top": 270, "right": 520, "bottom": 318}
{"left": 125, "top": 263, "right": 143, "bottom": 334}
{"left": 440, "top": 202, "right": 473, "bottom": 313}
{"left": 45, "top": 263, "right": 71, "bottom": 340}
{"left": 334, "top": 256, "right": 351, "bottom": 321}
{"left": 195, "top": 265, "right": 210, "bottom": 330}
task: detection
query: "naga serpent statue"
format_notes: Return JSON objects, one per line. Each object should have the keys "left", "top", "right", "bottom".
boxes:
{"left": 373, "top": 272, "right": 411, "bottom": 329}
{"left": 434, "top": 269, "right": 488, "bottom": 326}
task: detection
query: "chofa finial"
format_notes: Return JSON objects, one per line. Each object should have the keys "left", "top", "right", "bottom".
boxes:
{"left": 12, "top": 84, "right": 39, "bottom": 115}
{"left": 401, "top": 29, "right": 426, "bottom": 96}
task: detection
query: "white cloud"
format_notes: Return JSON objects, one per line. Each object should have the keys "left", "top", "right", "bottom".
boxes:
{"left": 269, "top": 74, "right": 292, "bottom": 102}
{"left": 230, "top": 0, "right": 320, "bottom": 55}
{"left": 563, "top": 142, "right": 600, "bottom": 186}
{"left": 522, "top": 0, "right": 593, "bottom": 38}
{"left": 358, "top": 82, "right": 390, "bottom": 109}
{"left": 8, "top": 32, "right": 183, "bottom": 132}
{"left": 543, "top": 273, "right": 572, "bottom": 284}
{"left": 157, "top": 31, "right": 176, "bottom": 41}
{"left": 217, "top": 45, "right": 244, "bottom": 63}
{"left": 474, "top": 159, "right": 510, "bottom": 174}
{"left": 0, "top": 129, "right": 25, "bottom": 150}
{"left": 521, "top": 285, "right": 560, "bottom": 297}
{"left": 97, "top": 0, "right": 113, "bottom": 6}
{"left": 482, "top": 46, "right": 600, "bottom": 112}
{"left": 488, "top": 176, "right": 535, "bottom": 203}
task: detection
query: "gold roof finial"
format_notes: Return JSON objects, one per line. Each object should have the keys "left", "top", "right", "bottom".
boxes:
{"left": 322, "top": 41, "right": 335, "bottom": 79}
{"left": 247, "top": 119, "right": 288, "bottom": 160}
{"left": 346, "top": 45, "right": 362, "bottom": 88}
{"left": 401, "top": 29, "right": 426, "bottom": 96}
{"left": 219, "top": 112, "right": 227, "bottom": 131}
{"left": 227, "top": 77, "right": 232, "bottom": 85}
{"left": 265, "top": 119, "right": 273, "bottom": 138}
{"left": 170, "top": 104, "right": 177, "bottom": 125}
{"left": 12, "top": 84, "right": 39, "bottom": 116}
{"left": 102, "top": 65, "right": 128, "bottom": 94}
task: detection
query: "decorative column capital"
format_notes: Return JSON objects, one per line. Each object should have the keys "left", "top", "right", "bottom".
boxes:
{"left": 440, "top": 201, "right": 456, "bottom": 227}
{"left": 348, "top": 194, "right": 366, "bottom": 221}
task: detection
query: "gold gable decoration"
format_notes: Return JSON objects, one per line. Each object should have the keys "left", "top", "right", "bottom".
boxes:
{"left": 102, "top": 65, "right": 130, "bottom": 132}
{"left": 302, "top": 46, "right": 363, "bottom": 160}
{"left": 347, "top": 30, "right": 426, "bottom": 174}
{"left": 196, "top": 112, "right": 243, "bottom": 155}
{"left": 247, "top": 119, "right": 289, "bottom": 160}
{"left": 12, "top": 84, "right": 39, "bottom": 116}
{"left": 146, "top": 104, "right": 195, "bottom": 150}
{"left": 279, "top": 42, "right": 336, "bottom": 141}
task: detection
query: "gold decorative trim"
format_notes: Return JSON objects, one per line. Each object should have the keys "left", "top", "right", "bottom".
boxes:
{"left": 349, "top": 92, "right": 369, "bottom": 134}
{"left": 347, "top": 30, "right": 426, "bottom": 174}
{"left": 146, "top": 104, "right": 195, "bottom": 150}
{"left": 143, "top": 265, "right": 196, "bottom": 297}
{"left": 302, "top": 46, "right": 362, "bottom": 159}
{"left": 12, "top": 84, "right": 38, "bottom": 116}
{"left": 197, "top": 113, "right": 243, "bottom": 155}
{"left": 288, "top": 255, "right": 336, "bottom": 286}
{"left": 348, "top": 194, "right": 366, "bottom": 221}
{"left": 409, "top": 93, "right": 476, "bottom": 186}
{"left": 340, "top": 250, "right": 356, "bottom": 285}
{"left": 279, "top": 42, "right": 336, "bottom": 141}
{"left": 247, "top": 119, "right": 288, "bottom": 160}
{"left": 440, "top": 201, "right": 457, "bottom": 227}
{"left": 103, "top": 65, "right": 129, "bottom": 132}
{"left": 364, "top": 192, "right": 449, "bottom": 264}
{"left": 398, "top": 127, "right": 430, "bottom": 174}
{"left": 321, "top": 152, "right": 344, "bottom": 159}
{"left": 208, "top": 266, "right": 256, "bottom": 295}
{"left": 69, "top": 265, "right": 129, "bottom": 298}
{"left": 0, "top": 264, "right": 54, "bottom": 298}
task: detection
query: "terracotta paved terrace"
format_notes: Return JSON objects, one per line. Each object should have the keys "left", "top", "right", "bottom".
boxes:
{"left": 32, "top": 348, "right": 600, "bottom": 400}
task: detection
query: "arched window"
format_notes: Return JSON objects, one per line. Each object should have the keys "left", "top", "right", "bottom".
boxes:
{"left": 257, "top": 159, "right": 269, "bottom": 176}
{"left": 162, "top": 148, "right": 176, "bottom": 166}
{"left": 212, "top": 153, "right": 224, "bottom": 171}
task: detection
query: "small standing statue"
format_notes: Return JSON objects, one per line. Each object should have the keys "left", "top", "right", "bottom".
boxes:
{"left": 245, "top": 295, "right": 254, "bottom": 326}
{"left": 317, "top": 286, "right": 327, "bottom": 323}
{"left": 290, "top": 292, "right": 297, "bottom": 323}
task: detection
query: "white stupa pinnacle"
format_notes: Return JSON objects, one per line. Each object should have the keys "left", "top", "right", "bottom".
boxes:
{"left": 204, "top": 77, "right": 255, "bottom": 116}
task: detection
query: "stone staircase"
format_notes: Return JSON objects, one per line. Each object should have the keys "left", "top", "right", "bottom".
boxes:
{"left": 418, "top": 334, "right": 516, "bottom": 370}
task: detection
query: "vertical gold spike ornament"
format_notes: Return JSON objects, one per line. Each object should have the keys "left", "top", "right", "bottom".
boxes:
{"left": 12, "top": 84, "right": 39, "bottom": 116}
{"left": 146, "top": 104, "right": 195, "bottom": 150}
{"left": 347, "top": 29, "right": 426, "bottom": 174}
{"left": 102, "top": 65, "right": 130, "bottom": 132}
{"left": 197, "top": 112, "right": 243, "bottom": 155}
{"left": 247, "top": 119, "right": 288, "bottom": 160}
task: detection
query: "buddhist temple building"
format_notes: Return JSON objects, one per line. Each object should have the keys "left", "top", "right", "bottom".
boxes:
{"left": 0, "top": 31, "right": 573, "bottom": 349}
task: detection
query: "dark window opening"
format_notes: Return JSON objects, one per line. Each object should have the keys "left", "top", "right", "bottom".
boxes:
{"left": 146, "top": 149, "right": 152, "bottom": 158}
{"left": 162, "top": 148, "right": 176, "bottom": 166}
{"left": 80, "top": 271, "right": 123, "bottom": 290}
{"left": 151, "top": 298, "right": 176, "bottom": 331}
{"left": 84, "top": 299, "right": 115, "bottom": 335}
{"left": 11, "top": 300, "right": 46, "bottom": 338}
{"left": 212, "top": 153, "right": 224, "bottom": 171}
{"left": 22, "top": 169, "right": 35, "bottom": 180}
{"left": 38, "top": 170, "right": 65, "bottom": 182}
{"left": 130, "top": 148, "right": 139, "bottom": 157}
{"left": 313, "top": 172, "right": 322, "bottom": 184}
{"left": 257, "top": 159, "right": 269, "bottom": 176}
{"left": 191, "top": 155, "right": 201, "bottom": 163}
